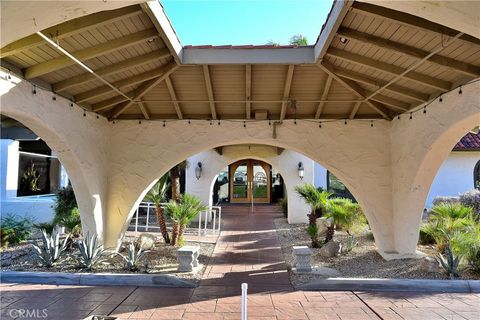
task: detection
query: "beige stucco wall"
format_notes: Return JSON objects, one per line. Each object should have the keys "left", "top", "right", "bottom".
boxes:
{"left": 184, "top": 146, "right": 314, "bottom": 224}
{"left": 1, "top": 72, "right": 478, "bottom": 260}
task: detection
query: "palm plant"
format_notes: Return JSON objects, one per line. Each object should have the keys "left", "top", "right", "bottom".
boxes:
{"left": 289, "top": 34, "right": 308, "bottom": 46}
{"left": 427, "top": 203, "right": 475, "bottom": 252}
{"left": 31, "top": 229, "right": 69, "bottom": 267}
{"left": 451, "top": 224, "right": 480, "bottom": 272}
{"left": 170, "top": 161, "right": 186, "bottom": 201}
{"left": 295, "top": 184, "right": 332, "bottom": 247}
{"left": 145, "top": 173, "right": 171, "bottom": 244}
{"left": 165, "top": 194, "right": 207, "bottom": 246}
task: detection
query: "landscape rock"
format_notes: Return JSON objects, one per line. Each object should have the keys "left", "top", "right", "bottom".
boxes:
{"left": 419, "top": 256, "right": 440, "bottom": 272}
{"left": 136, "top": 233, "right": 156, "bottom": 250}
{"left": 316, "top": 217, "right": 333, "bottom": 237}
{"left": 319, "top": 240, "right": 341, "bottom": 257}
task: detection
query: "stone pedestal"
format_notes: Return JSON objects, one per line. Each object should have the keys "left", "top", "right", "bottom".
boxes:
{"left": 293, "top": 246, "right": 312, "bottom": 272}
{"left": 177, "top": 246, "right": 200, "bottom": 272}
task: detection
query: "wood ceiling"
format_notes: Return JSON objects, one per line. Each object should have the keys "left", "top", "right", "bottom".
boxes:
{"left": 1, "top": 1, "right": 479, "bottom": 122}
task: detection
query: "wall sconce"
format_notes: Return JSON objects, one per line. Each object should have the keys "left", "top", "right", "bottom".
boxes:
{"left": 297, "top": 162, "right": 304, "bottom": 180}
{"left": 195, "top": 162, "right": 202, "bottom": 180}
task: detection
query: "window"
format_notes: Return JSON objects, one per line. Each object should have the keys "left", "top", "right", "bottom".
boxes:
{"left": 475, "top": 160, "right": 480, "bottom": 190}
{"left": 16, "top": 140, "right": 62, "bottom": 197}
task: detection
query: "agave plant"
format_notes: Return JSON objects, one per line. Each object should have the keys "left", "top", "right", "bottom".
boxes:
{"left": 117, "top": 242, "right": 149, "bottom": 271}
{"left": 437, "top": 244, "right": 462, "bottom": 279}
{"left": 342, "top": 235, "right": 358, "bottom": 254}
{"left": 31, "top": 229, "right": 69, "bottom": 267}
{"left": 145, "top": 173, "right": 171, "bottom": 244}
{"left": 165, "top": 194, "right": 207, "bottom": 246}
{"left": 77, "top": 233, "right": 105, "bottom": 270}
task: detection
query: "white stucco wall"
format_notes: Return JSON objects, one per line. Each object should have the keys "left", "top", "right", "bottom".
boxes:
{"left": 425, "top": 151, "right": 480, "bottom": 206}
{"left": 314, "top": 162, "right": 328, "bottom": 190}
{"left": 185, "top": 146, "right": 314, "bottom": 224}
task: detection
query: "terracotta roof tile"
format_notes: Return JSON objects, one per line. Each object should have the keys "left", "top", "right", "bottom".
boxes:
{"left": 453, "top": 132, "right": 480, "bottom": 150}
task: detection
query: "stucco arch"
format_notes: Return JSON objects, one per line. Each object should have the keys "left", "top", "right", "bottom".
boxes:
{"left": 391, "top": 80, "right": 480, "bottom": 256}
{"left": 106, "top": 119, "right": 394, "bottom": 254}
{"left": 0, "top": 77, "right": 111, "bottom": 238}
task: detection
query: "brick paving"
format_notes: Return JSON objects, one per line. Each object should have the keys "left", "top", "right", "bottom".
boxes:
{"left": 1, "top": 205, "right": 479, "bottom": 319}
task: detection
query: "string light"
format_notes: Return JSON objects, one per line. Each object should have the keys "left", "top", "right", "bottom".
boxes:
{"left": 423, "top": 106, "right": 427, "bottom": 114}
{"left": 188, "top": 119, "right": 191, "bottom": 124}
{"left": 243, "top": 121, "right": 246, "bottom": 128}
{"left": 70, "top": 101, "right": 74, "bottom": 107}
{"left": 370, "top": 120, "right": 374, "bottom": 127}
{"left": 7, "top": 70, "right": 11, "bottom": 80}
{"left": 210, "top": 119, "right": 213, "bottom": 125}
{"left": 218, "top": 120, "right": 221, "bottom": 125}
{"left": 163, "top": 120, "right": 166, "bottom": 127}
{"left": 294, "top": 118, "right": 297, "bottom": 125}
{"left": 459, "top": 86, "right": 462, "bottom": 94}
{"left": 32, "top": 85, "right": 36, "bottom": 94}
{"left": 397, "top": 115, "right": 401, "bottom": 120}
{"left": 96, "top": 114, "right": 99, "bottom": 119}
{"left": 439, "top": 95, "right": 443, "bottom": 102}
{"left": 52, "top": 95, "right": 56, "bottom": 101}
{"left": 409, "top": 112, "right": 413, "bottom": 119}
{"left": 318, "top": 122, "right": 322, "bottom": 128}
{"left": 113, "top": 120, "right": 115, "bottom": 124}
{"left": 344, "top": 118, "right": 347, "bottom": 125}
{"left": 83, "top": 111, "right": 86, "bottom": 117}
{"left": 138, "top": 120, "right": 142, "bottom": 124}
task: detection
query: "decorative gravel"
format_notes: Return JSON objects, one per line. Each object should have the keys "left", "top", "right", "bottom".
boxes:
{"left": 1, "top": 233, "right": 215, "bottom": 284}
{"left": 274, "top": 218, "right": 480, "bottom": 286}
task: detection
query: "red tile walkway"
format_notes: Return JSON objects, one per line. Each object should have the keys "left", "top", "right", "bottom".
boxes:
{"left": 1, "top": 205, "right": 479, "bottom": 319}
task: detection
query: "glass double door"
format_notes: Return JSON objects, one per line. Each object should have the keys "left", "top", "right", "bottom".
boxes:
{"left": 230, "top": 159, "right": 271, "bottom": 203}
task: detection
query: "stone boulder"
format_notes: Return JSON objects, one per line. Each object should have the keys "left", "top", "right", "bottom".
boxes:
{"left": 136, "top": 233, "right": 156, "bottom": 250}
{"left": 316, "top": 217, "right": 333, "bottom": 237}
{"left": 319, "top": 240, "right": 341, "bottom": 258}
{"left": 419, "top": 256, "right": 440, "bottom": 272}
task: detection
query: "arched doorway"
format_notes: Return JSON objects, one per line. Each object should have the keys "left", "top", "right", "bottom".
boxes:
{"left": 230, "top": 159, "right": 272, "bottom": 204}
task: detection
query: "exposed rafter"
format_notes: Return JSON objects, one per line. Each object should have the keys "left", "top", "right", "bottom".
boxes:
{"left": 318, "top": 61, "right": 391, "bottom": 120}
{"left": 351, "top": 2, "right": 480, "bottom": 46}
{"left": 203, "top": 65, "right": 217, "bottom": 120}
{"left": 280, "top": 65, "right": 295, "bottom": 121}
{"left": 165, "top": 75, "right": 183, "bottom": 119}
{"left": 0, "top": 6, "right": 143, "bottom": 59}
{"left": 349, "top": 101, "right": 362, "bottom": 119}
{"left": 315, "top": 75, "right": 333, "bottom": 119}
{"left": 337, "top": 27, "right": 480, "bottom": 77}
{"left": 24, "top": 28, "right": 158, "bottom": 79}
{"left": 138, "top": 100, "right": 150, "bottom": 120}
{"left": 326, "top": 48, "right": 452, "bottom": 91}
{"left": 53, "top": 49, "right": 170, "bottom": 92}
{"left": 333, "top": 67, "right": 429, "bottom": 102}
{"left": 368, "top": 92, "right": 409, "bottom": 111}
{"left": 74, "top": 60, "right": 175, "bottom": 103}
{"left": 245, "top": 64, "right": 252, "bottom": 119}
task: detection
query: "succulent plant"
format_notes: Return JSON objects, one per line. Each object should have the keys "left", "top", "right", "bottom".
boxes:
{"left": 437, "top": 244, "right": 461, "bottom": 279}
{"left": 32, "top": 229, "right": 69, "bottom": 267}
{"left": 77, "top": 233, "right": 105, "bottom": 270}
{"left": 117, "top": 242, "right": 149, "bottom": 271}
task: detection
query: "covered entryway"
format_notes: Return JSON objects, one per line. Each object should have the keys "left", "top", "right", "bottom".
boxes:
{"left": 230, "top": 159, "right": 271, "bottom": 204}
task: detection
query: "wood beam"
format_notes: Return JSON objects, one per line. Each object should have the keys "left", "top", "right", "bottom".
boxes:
{"left": 368, "top": 92, "right": 410, "bottom": 111}
{"left": 165, "top": 75, "right": 183, "bottom": 119}
{"left": 326, "top": 48, "right": 452, "bottom": 91}
{"left": 337, "top": 27, "right": 480, "bottom": 77}
{"left": 334, "top": 67, "right": 429, "bottom": 102}
{"left": 317, "top": 61, "right": 391, "bottom": 120}
{"left": 74, "top": 59, "right": 175, "bottom": 103}
{"left": 245, "top": 64, "right": 252, "bottom": 119}
{"left": 202, "top": 65, "right": 217, "bottom": 120}
{"left": 24, "top": 28, "right": 158, "bottom": 79}
{"left": 53, "top": 49, "right": 170, "bottom": 92}
{"left": 138, "top": 100, "right": 150, "bottom": 120}
{"left": 0, "top": 6, "right": 142, "bottom": 58}
{"left": 110, "top": 62, "right": 179, "bottom": 119}
{"left": 351, "top": 2, "right": 480, "bottom": 46}
{"left": 280, "top": 65, "right": 295, "bottom": 121}
{"left": 315, "top": 75, "right": 333, "bottom": 119}
{"left": 349, "top": 101, "right": 362, "bottom": 119}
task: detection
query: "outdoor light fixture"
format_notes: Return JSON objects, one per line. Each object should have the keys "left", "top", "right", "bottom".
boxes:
{"left": 297, "top": 162, "right": 304, "bottom": 180}
{"left": 195, "top": 162, "right": 202, "bottom": 180}
{"left": 339, "top": 37, "right": 348, "bottom": 44}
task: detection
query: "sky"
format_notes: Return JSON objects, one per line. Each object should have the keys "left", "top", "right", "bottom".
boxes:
{"left": 162, "top": 0, "right": 334, "bottom": 46}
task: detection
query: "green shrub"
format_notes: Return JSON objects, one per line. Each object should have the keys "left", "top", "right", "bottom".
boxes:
{"left": 451, "top": 224, "right": 480, "bottom": 273}
{"left": 459, "top": 189, "right": 480, "bottom": 222}
{"left": 326, "top": 198, "right": 366, "bottom": 234}
{"left": 278, "top": 198, "right": 288, "bottom": 218}
{"left": 53, "top": 185, "right": 78, "bottom": 225}
{"left": 59, "top": 207, "right": 82, "bottom": 237}
{"left": 33, "top": 222, "right": 56, "bottom": 235}
{"left": 418, "top": 224, "right": 436, "bottom": 245}
{"left": 306, "top": 224, "right": 320, "bottom": 248}
{"left": 0, "top": 214, "right": 35, "bottom": 247}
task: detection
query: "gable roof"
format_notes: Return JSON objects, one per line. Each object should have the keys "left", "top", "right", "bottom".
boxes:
{"left": 454, "top": 132, "right": 480, "bottom": 151}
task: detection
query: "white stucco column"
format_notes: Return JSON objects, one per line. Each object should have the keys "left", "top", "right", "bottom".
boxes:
{"left": 0, "top": 73, "right": 111, "bottom": 241}
{"left": 390, "top": 81, "right": 480, "bottom": 258}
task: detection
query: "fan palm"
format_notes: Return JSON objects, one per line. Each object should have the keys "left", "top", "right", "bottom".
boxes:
{"left": 295, "top": 184, "right": 332, "bottom": 247}
{"left": 165, "top": 194, "right": 207, "bottom": 246}
{"left": 170, "top": 161, "right": 186, "bottom": 201}
{"left": 145, "top": 173, "right": 171, "bottom": 243}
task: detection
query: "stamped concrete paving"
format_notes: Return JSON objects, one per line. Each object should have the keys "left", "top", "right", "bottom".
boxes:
{"left": 1, "top": 205, "right": 479, "bottom": 319}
